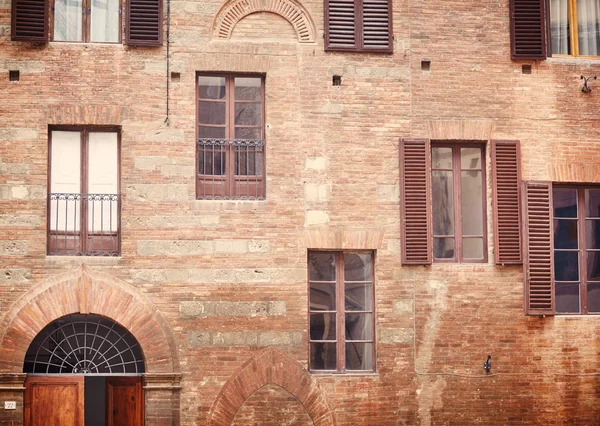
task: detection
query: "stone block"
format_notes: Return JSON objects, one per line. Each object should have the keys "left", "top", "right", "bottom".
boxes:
{"left": 304, "top": 184, "right": 331, "bottom": 202}
{"left": 0, "top": 215, "right": 41, "bottom": 227}
{"left": 0, "top": 241, "right": 27, "bottom": 256}
{"left": 137, "top": 240, "right": 214, "bottom": 256}
{"left": 125, "top": 185, "right": 189, "bottom": 202}
{"left": 377, "top": 184, "right": 400, "bottom": 202}
{"left": 305, "top": 210, "right": 330, "bottom": 226}
{"left": 378, "top": 328, "right": 414, "bottom": 345}
{"left": 0, "top": 185, "right": 45, "bottom": 201}
{"left": 305, "top": 157, "right": 328, "bottom": 171}
{"left": 258, "top": 331, "right": 303, "bottom": 346}
{"left": 393, "top": 300, "right": 414, "bottom": 315}
{"left": 187, "top": 331, "right": 211, "bottom": 347}
{"left": 0, "top": 269, "right": 31, "bottom": 282}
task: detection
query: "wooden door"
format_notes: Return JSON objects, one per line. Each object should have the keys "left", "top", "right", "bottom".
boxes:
{"left": 24, "top": 376, "right": 84, "bottom": 426}
{"left": 107, "top": 377, "right": 144, "bottom": 426}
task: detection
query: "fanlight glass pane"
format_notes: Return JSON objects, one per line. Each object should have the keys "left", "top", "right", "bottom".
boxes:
{"left": 198, "top": 76, "right": 226, "bottom": 99}
{"left": 309, "top": 252, "right": 336, "bottom": 281}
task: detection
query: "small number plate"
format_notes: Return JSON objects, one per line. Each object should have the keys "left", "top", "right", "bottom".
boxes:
{"left": 4, "top": 401, "right": 16, "bottom": 410}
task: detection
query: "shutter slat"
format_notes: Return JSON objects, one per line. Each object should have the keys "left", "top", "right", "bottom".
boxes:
{"left": 401, "top": 139, "right": 432, "bottom": 265}
{"left": 326, "top": 0, "right": 356, "bottom": 49}
{"left": 11, "top": 0, "right": 48, "bottom": 42}
{"left": 126, "top": 0, "right": 162, "bottom": 46}
{"left": 523, "top": 181, "right": 555, "bottom": 315}
{"left": 510, "top": 0, "right": 547, "bottom": 59}
{"left": 362, "top": 0, "right": 390, "bottom": 48}
{"left": 492, "top": 140, "right": 522, "bottom": 265}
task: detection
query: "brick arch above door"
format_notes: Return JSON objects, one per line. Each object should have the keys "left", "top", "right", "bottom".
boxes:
{"left": 208, "top": 348, "right": 336, "bottom": 426}
{"left": 0, "top": 265, "right": 179, "bottom": 374}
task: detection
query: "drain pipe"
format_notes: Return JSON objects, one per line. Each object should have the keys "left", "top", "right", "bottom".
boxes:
{"left": 164, "top": 0, "right": 171, "bottom": 124}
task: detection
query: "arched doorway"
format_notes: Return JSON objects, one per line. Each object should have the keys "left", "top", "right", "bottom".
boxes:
{"left": 23, "top": 314, "right": 145, "bottom": 426}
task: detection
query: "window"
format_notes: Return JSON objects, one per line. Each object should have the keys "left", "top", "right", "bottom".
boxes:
{"left": 324, "top": 0, "right": 392, "bottom": 52}
{"left": 552, "top": 187, "right": 600, "bottom": 314}
{"left": 550, "top": 0, "right": 600, "bottom": 57}
{"left": 48, "top": 127, "right": 120, "bottom": 256}
{"left": 11, "top": 0, "right": 161, "bottom": 45}
{"left": 308, "top": 251, "right": 375, "bottom": 373}
{"left": 196, "top": 74, "right": 265, "bottom": 200}
{"left": 431, "top": 144, "right": 487, "bottom": 262}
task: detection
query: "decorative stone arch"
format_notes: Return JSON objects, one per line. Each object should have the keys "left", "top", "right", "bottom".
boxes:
{"left": 208, "top": 348, "right": 336, "bottom": 425}
{"left": 213, "top": 0, "right": 316, "bottom": 43}
{"left": 0, "top": 265, "right": 179, "bottom": 374}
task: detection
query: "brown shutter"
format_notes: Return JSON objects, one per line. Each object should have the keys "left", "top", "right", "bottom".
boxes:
{"left": 491, "top": 140, "right": 522, "bottom": 265}
{"left": 510, "top": 0, "right": 547, "bottom": 59}
{"left": 400, "top": 138, "right": 431, "bottom": 265}
{"left": 522, "top": 181, "right": 554, "bottom": 315}
{"left": 362, "top": 0, "right": 392, "bottom": 51}
{"left": 11, "top": 0, "right": 48, "bottom": 42}
{"left": 325, "top": 0, "right": 357, "bottom": 50}
{"left": 126, "top": 0, "right": 163, "bottom": 46}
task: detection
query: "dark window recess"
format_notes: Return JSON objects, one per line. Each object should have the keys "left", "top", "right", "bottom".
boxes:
{"left": 325, "top": 0, "right": 392, "bottom": 52}
{"left": 509, "top": 0, "right": 547, "bottom": 59}
{"left": 126, "top": 0, "right": 163, "bottom": 46}
{"left": 333, "top": 75, "right": 342, "bottom": 86}
{"left": 309, "top": 251, "right": 375, "bottom": 373}
{"left": 522, "top": 64, "right": 532, "bottom": 74}
{"left": 9, "top": 70, "right": 20, "bottom": 81}
{"left": 11, "top": 0, "right": 48, "bottom": 42}
{"left": 421, "top": 60, "right": 431, "bottom": 71}
{"left": 171, "top": 72, "right": 181, "bottom": 82}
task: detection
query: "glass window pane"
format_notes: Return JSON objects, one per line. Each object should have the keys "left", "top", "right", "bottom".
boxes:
{"left": 198, "top": 126, "right": 225, "bottom": 139}
{"left": 555, "top": 283, "right": 580, "bottom": 313}
{"left": 345, "top": 284, "right": 372, "bottom": 311}
{"left": 310, "top": 313, "right": 336, "bottom": 340}
{"left": 54, "top": 0, "right": 83, "bottom": 41}
{"left": 463, "top": 238, "right": 483, "bottom": 259}
{"left": 90, "top": 0, "right": 119, "bottom": 42}
{"left": 432, "top": 147, "right": 452, "bottom": 169}
{"left": 234, "top": 103, "right": 262, "bottom": 126}
{"left": 432, "top": 170, "right": 454, "bottom": 235}
{"left": 235, "top": 150, "right": 262, "bottom": 176}
{"left": 587, "top": 251, "right": 600, "bottom": 281}
{"left": 586, "top": 189, "right": 600, "bottom": 217}
{"left": 309, "top": 252, "right": 336, "bottom": 281}
{"left": 310, "top": 283, "right": 336, "bottom": 311}
{"left": 550, "top": 0, "right": 571, "bottom": 55}
{"left": 198, "top": 148, "right": 225, "bottom": 176}
{"left": 198, "top": 77, "right": 226, "bottom": 100}
{"left": 553, "top": 188, "right": 577, "bottom": 218}
{"left": 344, "top": 253, "right": 372, "bottom": 282}
{"left": 554, "top": 219, "right": 578, "bottom": 249}
{"left": 577, "top": 0, "right": 600, "bottom": 56}
{"left": 434, "top": 238, "right": 454, "bottom": 259}
{"left": 586, "top": 220, "right": 600, "bottom": 249}
{"left": 198, "top": 102, "right": 226, "bottom": 125}
{"left": 587, "top": 283, "right": 600, "bottom": 313}
{"left": 235, "top": 77, "right": 262, "bottom": 101}
{"left": 554, "top": 251, "right": 579, "bottom": 281}
{"left": 346, "top": 343, "right": 373, "bottom": 370}
{"left": 460, "top": 147, "right": 481, "bottom": 169}
{"left": 310, "top": 343, "right": 336, "bottom": 370}
{"left": 345, "top": 313, "right": 372, "bottom": 340}
{"left": 461, "top": 170, "right": 483, "bottom": 236}
{"left": 235, "top": 127, "right": 261, "bottom": 140}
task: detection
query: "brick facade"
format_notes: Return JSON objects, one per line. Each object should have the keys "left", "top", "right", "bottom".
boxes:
{"left": 1, "top": 0, "right": 600, "bottom": 423}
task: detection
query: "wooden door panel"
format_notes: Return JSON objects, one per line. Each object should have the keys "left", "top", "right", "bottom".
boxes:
{"left": 24, "top": 376, "right": 84, "bottom": 426}
{"left": 107, "top": 377, "right": 143, "bottom": 426}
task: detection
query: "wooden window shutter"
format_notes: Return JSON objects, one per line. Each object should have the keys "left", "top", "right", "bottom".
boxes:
{"left": 11, "top": 0, "right": 48, "bottom": 42}
{"left": 325, "top": 0, "right": 357, "bottom": 50}
{"left": 400, "top": 138, "right": 431, "bottom": 265}
{"left": 126, "top": 0, "right": 163, "bottom": 46}
{"left": 522, "top": 181, "right": 554, "bottom": 315}
{"left": 362, "top": 0, "right": 392, "bottom": 51}
{"left": 491, "top": 140, "right": 522, "bottom": 265}
{"left": 509, "top": 0, "right": 547, "bottom": 59}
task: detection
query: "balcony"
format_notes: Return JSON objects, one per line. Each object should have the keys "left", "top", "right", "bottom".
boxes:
{"left": 48, "top": 193, "right": 120, "bottom": 256}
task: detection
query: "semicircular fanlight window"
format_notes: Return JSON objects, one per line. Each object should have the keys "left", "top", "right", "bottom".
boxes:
{"left": 24, "top": 314, "right": 145, "bottom": 374}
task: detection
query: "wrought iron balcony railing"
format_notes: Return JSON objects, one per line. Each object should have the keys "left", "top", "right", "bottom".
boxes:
{"left": 196, "top": 138, "right": 265, "bottom": 200}
{"left": 48, "top": 193, "right": 120, "bottom": 256}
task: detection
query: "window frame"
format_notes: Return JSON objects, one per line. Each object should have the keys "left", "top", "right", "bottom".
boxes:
{"left": 547, "top": 0, "right": 600, "bottom": 58}
{"left": 323, "top": 0, "right": 393, "bottom": 53}
{"left": 308, "top": 250, "right": 376, "bottom": 374}
{"left": 552, "top": 184, "right": 600, "bottom": 315}
{"left": 47, "top": 125, "right": 122, "bottom": 256}
{"left": 49, "top": 0, "right": 123, "bottom": 43}
{"left": 195, "top": 72, "right": 266, "bottom": 200}
{"left": 431, "top": 142, "right": 488, "bottom": 263}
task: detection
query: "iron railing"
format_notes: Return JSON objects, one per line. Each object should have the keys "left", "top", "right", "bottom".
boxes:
{"left": 196, "top": 138, "right": 265, "bottom": 200}
{"left": 48, "top": 193, "right": 120, "bottom": 256}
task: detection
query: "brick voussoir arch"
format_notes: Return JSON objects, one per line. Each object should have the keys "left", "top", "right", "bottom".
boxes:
{"left": 0, "top": 265, "right": 179, "bottom": 374}
{"left": 208, "top": 348, "right": 336, "bottom": 425}
{"left": 213, "top": 0, "right": 316, "bottom": 43}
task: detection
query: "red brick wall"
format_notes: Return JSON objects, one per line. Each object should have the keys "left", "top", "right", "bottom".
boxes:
{"left": 1, "top": 0, "right": 600, "bottom": 423}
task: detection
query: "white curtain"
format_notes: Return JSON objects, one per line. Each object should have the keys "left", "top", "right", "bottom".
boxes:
{"left": 91, "top": 0, "right": 119, "bottom": 42}
{"left": 577, "top": 0, "right": 600, "bottom": 55}
{"left": 54, "top": 0, "right": 83, "bottom": 41}
{"left": 551, "top": 0, "right": 570, "bottom": 54}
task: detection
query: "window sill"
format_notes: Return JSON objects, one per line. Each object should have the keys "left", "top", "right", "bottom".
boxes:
{"left": 547, "top": 56, "right": 600, "bottom": 64}
{"left": 309, "top": 371, "right": 379, "bottom": 377}
{"left": 45, "top": 256, "right": 123, "bottom": 266}
{"left": 193, "top": 199, "right": 268, "bottom": 212}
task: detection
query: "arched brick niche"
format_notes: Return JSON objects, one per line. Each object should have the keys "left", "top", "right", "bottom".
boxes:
{"left": 208, "top": 349, "right": 336, "bottom": 425}
{"left": 213, "top": 0, "right": 316, "bottom": 43}
{"left": 0, "top": 265, "right": 179, "bottom": 374}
